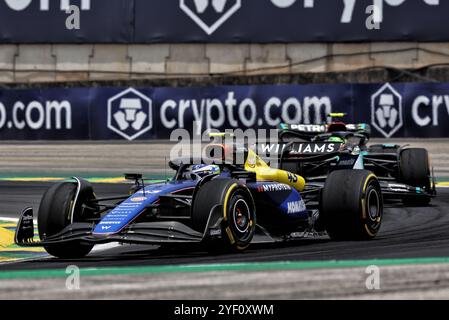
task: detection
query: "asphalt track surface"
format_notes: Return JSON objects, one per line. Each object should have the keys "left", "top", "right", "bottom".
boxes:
{"left": 1, "top": 181, "right": 449, "bottom": 272}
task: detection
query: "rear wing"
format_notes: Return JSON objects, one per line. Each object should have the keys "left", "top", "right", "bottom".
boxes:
{"left": 279, "top": 123, "right": 371, "bottom": 141}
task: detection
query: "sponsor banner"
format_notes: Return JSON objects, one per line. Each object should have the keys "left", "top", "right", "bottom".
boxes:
{"left": 353, "top": 82, "right": 449, "bottom": 138}
{"left": 135, "top": 0, "right": 449, "bottom": 42}
{"left": 0, "top": 82, "right": 449, "bottom": 140}
{"left": 0, "top": 87, "right": 89, "bottom": 139}
{"left": 1, "top": 0, "right": 449, "bottom": 43}
{"left": 0, "top": 0, "right": 133, "bottom": 43}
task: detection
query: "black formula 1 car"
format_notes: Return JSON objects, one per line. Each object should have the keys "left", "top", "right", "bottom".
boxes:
{"left": 15, "top": 142, "right": 383, "bottom": 258}
{"left": 275, "top": 114, "right": 436, "bottom": 206}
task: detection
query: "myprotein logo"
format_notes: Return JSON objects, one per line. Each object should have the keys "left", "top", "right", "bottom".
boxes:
{"left": 107, "top": 88, "right": 153, "bottom": 141}
{"left": 371, "top": 83, "right": 403, "bottom": 138}
{"left": 180, "top": 0, "right": 241, "bottom": 35}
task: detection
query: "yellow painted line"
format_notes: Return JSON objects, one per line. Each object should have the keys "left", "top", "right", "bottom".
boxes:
{"left": 1, "top": 247, "right": 46, "bottom": 253}
{"left": 0, "top": 223, "right": 16, "bottom": 228}
{"left": 89, "top": 177, "right": 127, "bottom": 184}
{"left": 0, "top": 226, "right": 14, "bottom": 248}
{"left": 437, "top": 182, "right": 449, "bottom": 187}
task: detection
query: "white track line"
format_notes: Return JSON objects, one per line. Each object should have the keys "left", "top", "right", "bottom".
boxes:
{"left": 0, "top": 217, "right": 20, "bottom": 223}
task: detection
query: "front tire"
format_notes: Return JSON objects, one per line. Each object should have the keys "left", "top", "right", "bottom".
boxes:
{"left": 192, "top": 178, "right": 256, "bottom": 252}
{"left": 38, "top": 182, "right": 94, "bottom": 259}
{"left": 321, "top": 170, "right": 383, "bottom": 240}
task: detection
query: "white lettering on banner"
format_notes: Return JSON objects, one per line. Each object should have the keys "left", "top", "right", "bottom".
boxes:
{"left": 157, "top": 92, "right": 332, "bottom": 137}
{"left": 282, "top": 98, "right": 302, "bottom": 124}
{"left": 225, "top": 92, "right": 238, "bottom": 127}
{"left": 46, "top": 101, "right": 72, "bottom": 129}
{"left": 239, "top": 99, "right": 257, "bottom": 127}
{"left": 12, "top": 102, "right": 25, "bottom": 130}
{"left": 412, "top": 96, "right": 431, "bottom": 127}
{"left": 303, "top": 97, "right": 332, "bottom": 124}
{"left": 160, "top": 100, "right": 177, "bottom": 129}
{"left": 265, "top": 97, "right": 282, "bottom": 126}
{"left": 191, "top": 100, "right": 205, "bottom": 135}
{"left": 412, "top": 95, "right": 449, "bottom": 128}
{"left": 4, "top": 0, "right": 31, "bottom": 11}
{"left": 271, "top": 0, "right": 301, "bottom": 8}
{"left": 26, "top": 101, "right": 45, "bottom": 130}
{"left": 0, "top": 100, "right": 72, "bottom": 131}
{"left": 4, "top": 0, "right": 91, "bottom": 11}
{"left": 341, "top": 0, "right": 356, "bottom": 23}
{"left": 269, "top": 0, "right": 440, "bottom": 24}
{"left": 0, "top": 103, "right": 6, "bottom": 129}
{"left": 206, "top": 99, "right": 225, "bottom": 129}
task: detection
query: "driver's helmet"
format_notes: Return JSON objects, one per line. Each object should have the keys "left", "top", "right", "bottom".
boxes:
{"left": 189, "top": 164, "right": 221, "bottom": 179}
{"left": 327, "top": 136, "right": 345, "bottom": 143}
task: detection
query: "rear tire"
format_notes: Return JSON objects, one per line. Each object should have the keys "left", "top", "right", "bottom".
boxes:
{"left": 38, "top": 182, "right": 94, "bottom": 259}
{"left": 400, "top": 148, "right": 431, "bottom": 206}
{"left": 321, "top": 170, "right": 383, "bottom": 240}
{"left": 192, "top": 178, "right": 256, "bottom": 252}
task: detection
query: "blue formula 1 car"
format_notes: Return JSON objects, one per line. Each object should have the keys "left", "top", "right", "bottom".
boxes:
{"left": 15, "top": 143, "right": 383, "bottom": 259}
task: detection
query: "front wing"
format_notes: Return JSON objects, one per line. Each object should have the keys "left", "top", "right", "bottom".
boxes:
{"left": 380, "top": 180, "right": 436, "bottom": 200}
{"left": 14, "top": 207, "right": 224, "bottom": 247}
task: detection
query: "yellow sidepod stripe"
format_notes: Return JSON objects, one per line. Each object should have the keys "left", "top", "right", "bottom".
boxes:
{"left": 243, "top": 148, "right": 306, "bottom": 191}
{"left": 278, "top": 170, "right": 306, "bottom": 192}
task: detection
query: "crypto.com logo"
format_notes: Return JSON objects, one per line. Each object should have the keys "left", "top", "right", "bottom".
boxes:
{"left": 371, "top": 83, "right": 403, "bottom": 138}
{"left": 180, "top": 0, "right": 241, "bottom": 35}
{"left": 108, "top": 88, "right": 153, "bottom": 141}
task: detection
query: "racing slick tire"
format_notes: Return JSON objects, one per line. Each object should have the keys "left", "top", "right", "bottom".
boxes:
{"left": 192, "top": 178, "right": 256, "bottom": 252}
{"left": 399, "top": 148, "right": 432, "bottom": 206}
{"left": 38, "top": 182, "right": 94, "bottom": 259}
{"left": 321, "top": 170, "right": 383, "bottom": 241}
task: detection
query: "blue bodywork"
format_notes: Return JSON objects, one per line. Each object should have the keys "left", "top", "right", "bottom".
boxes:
{"left": 247, "top": 182, "right": 308, "bottom": 220}
{"left": 93, "top": 177, "right": 308, "bottom": 236}
{"left": 93, "top": 180, "right": 197, "bottom": 235}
